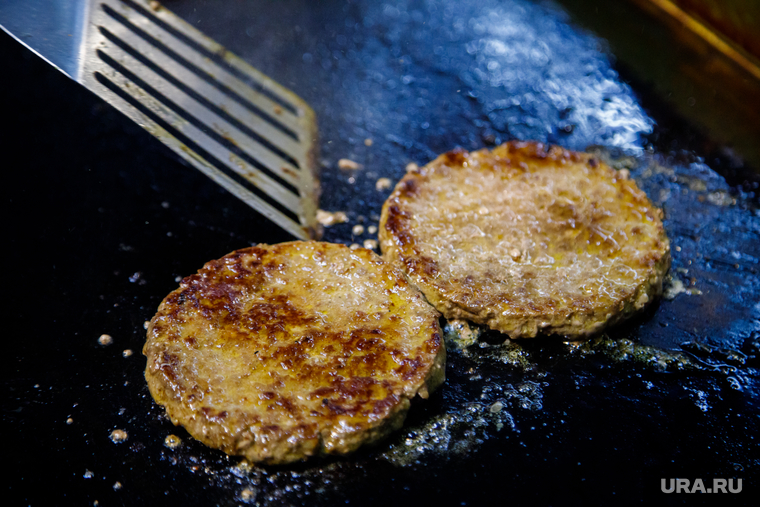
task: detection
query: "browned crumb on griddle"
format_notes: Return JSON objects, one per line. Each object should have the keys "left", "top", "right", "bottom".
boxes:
{"left": 316, "top": 209, "right": 349, "bottom": 226}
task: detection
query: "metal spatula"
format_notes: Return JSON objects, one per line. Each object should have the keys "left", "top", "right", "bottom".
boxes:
{"left": 1, "top": 0, "right": 320, "bottom": 240}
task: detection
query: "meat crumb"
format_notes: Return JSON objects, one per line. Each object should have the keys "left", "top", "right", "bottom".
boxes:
{"left": 363, "top": 239, "right": 379, "bottom": 250}
{"left": 316, "top": 209, "right": 349, "bottom": 226}
{"left": 98, "top": 334, "right": 113, "bottom": 346}
{"left": 110, "top": 429, "right": 128, "bottom": 443}
{"left": 240, "top": 488, "right": 256, "bottom": 502}
{"left": 364, "top": 138, "right": 373, "bottom": 146}
{"left": 352, "top": 224, "right": 365, "bottom": 235}
{"left": 376, "top": 178, "right": 392, "bottom": 191}
{"left": 338, "top": 158, "right": 362, "bottom": 170}
{"left": 164, "top": 434, "right": 182, "bottom": 449}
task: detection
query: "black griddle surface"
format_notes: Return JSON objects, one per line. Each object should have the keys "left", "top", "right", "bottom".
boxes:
{"left": 3, "top": 1, "right": 759, "bottom": 505}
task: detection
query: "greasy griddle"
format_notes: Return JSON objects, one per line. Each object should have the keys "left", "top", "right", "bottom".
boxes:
{"left": 4, "top": 0, "right": 758, "bottom": 505}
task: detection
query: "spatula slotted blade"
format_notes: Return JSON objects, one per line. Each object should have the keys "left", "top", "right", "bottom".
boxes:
{"left": 80, "top": 0, "right": 320, "bottom": 239}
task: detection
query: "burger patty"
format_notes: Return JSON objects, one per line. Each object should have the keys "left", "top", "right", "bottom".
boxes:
{"left": 379, "top": 141, "right": 671, "bottom": 339}
{"left": 143, "top": 241, "right": 445, "bottom": 464}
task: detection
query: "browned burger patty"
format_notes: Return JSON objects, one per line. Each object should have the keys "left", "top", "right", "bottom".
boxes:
{"left": 143, "top": 241, "right": 445, "bottom": 464}
{"left": 379, "top": 141, "right": 670, "bottom": 339}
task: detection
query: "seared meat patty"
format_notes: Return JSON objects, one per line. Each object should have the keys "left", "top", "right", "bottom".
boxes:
{"left": 379, "top": 141, "right": 670, "bottom": 339}
{"left": 143, "top": 241, "right": 445, "bottom": 464}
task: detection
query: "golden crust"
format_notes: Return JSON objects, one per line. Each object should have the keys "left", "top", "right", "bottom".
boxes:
{"left": 143, "top": 241, "right": 444, "bottom": 464}
{"left": 379, "top": 141, "right": 670, "bottom": 339}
